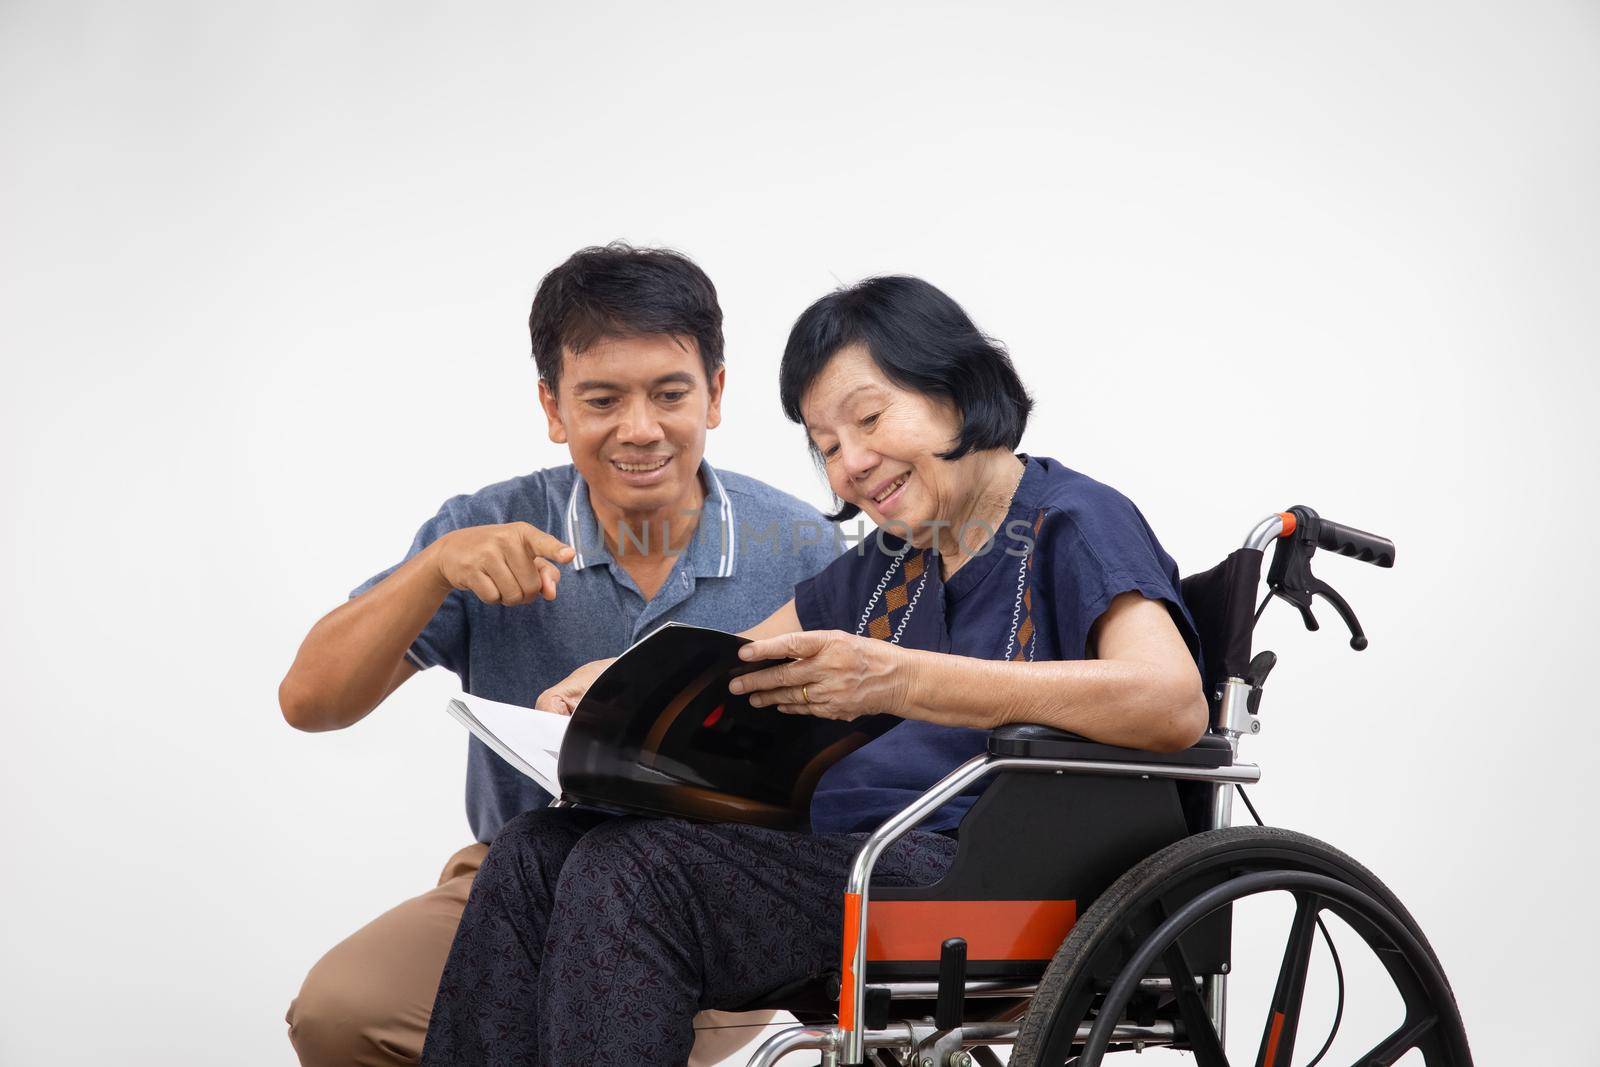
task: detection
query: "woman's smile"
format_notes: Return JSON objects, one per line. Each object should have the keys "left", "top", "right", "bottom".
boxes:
{"left": 867, "top": 470, "right": 913, "bottom": 514}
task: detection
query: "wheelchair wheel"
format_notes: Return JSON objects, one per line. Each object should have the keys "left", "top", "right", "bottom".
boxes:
{"left": 1010, "top": 826, "right": 1472, "bottom": 1067}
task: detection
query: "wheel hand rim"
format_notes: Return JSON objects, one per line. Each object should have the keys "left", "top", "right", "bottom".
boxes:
{"left": 1078, "top": 869, "right": 1458, "bottom": 1067}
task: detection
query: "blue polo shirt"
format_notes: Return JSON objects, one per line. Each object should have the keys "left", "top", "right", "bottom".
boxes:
{"left": 794, "top": 455, "right": 1199, "bottom": 835}
{"left": 354, "top": 460, "right": 839, "bottom": 842}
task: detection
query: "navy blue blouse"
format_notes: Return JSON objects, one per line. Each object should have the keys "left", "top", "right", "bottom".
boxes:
{"left": 794, "top": 455, "right": 1199, "bottom": 834}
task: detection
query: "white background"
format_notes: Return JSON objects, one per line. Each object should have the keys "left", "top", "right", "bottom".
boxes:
{"left": 2, "top": 2, "right": 1596, "bottom": 1064}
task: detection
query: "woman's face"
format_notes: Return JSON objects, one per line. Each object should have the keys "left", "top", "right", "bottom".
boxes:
{"left": 800, "top": 345, "right": 970, "bottom": 542}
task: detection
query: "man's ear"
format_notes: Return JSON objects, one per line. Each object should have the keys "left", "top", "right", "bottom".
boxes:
{"left": 705, "top": 365, "right": 726, "bottom": 430}
{"left": 537, "top": 379, "right": 568, "bottom": 444}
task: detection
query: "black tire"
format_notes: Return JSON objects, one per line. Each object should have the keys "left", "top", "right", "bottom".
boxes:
{"left": 1010, "top": 826, "right": 1472, "bottom": 1067}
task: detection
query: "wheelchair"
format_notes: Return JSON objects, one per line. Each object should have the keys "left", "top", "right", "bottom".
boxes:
{"left": 737, "top": 506, "right": 1472, "bottom": 1067}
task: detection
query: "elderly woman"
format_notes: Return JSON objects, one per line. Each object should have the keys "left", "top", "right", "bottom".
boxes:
{"left": 421, "top": 277, "right": 1208, "bottom": 1067}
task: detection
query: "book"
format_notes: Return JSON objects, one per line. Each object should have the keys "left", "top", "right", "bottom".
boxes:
{"left": 444, "top": 692, "right": 568, "bottom": 796}
{"left": 445, "top": 622, "right": 895, "bottom": 829}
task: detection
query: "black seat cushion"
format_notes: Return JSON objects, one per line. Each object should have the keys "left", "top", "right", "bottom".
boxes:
{"left": 735, "top": 971, "right": 841, "bottom": 1014}
{"left": 988, "top": 725, "right": 1233, "bottom": 767}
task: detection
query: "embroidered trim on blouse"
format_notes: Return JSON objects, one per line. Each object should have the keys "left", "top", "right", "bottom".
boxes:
{"left": 1002, "top": 509, "right": 1049, "bottom": 662}
{"left": 856, "top": 546, "right": 927, "bottom": 646}
{"left": 1002, "top": 551, "right": 1030, "bottom": 661}
{"left": 854, "top": 548, "right": 908, "bottom": 636}
{"left": 890, "top": 566, "right": 929, "bottom": 646}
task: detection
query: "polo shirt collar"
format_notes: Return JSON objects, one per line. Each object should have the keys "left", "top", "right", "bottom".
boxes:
{"left": 562, "top": 458, "right": 738, "bottom": 579}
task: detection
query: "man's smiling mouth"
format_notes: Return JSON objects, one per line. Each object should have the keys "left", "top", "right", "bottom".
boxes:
{"left": 612, "top": 456, "right": 671, "bottom": 473}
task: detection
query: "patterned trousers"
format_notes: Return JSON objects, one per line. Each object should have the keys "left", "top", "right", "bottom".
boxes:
{"left": 421, "top": 808, "right": 958, "bottom": 1067}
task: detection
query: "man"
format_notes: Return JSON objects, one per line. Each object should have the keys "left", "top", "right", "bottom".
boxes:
{"left": 279, "top": 243, "right": 838, "bottom": 1067}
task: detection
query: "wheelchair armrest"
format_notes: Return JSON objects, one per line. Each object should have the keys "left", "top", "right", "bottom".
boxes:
{"left": 988, "top": 724, "right": 1233, "bottom": 768}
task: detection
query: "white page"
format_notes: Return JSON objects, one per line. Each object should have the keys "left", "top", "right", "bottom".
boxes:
{"left": 444, "top": 694, "right": 570, "bottom": 796}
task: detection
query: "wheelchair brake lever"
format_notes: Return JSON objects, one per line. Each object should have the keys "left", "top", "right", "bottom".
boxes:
{"left": 1269, "top": 576, "right": 1368, "bottom": 651}
{"left": 1307, "top": 575, "right": 1368, "bottom": 651}
{"left": 934, "top": 937, "right": 967, "bottom": 1031}
{"left": 1270, "top": 586, "right": 1321, "bottom": 634}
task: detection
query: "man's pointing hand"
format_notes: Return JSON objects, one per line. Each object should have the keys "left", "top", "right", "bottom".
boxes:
{"left": 429, "top": 522, "right": 575, "bottom": 606}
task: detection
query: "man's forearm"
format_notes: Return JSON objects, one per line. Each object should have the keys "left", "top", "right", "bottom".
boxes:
{"left": 279, "top": 545, "right": 452, "bottom": 731}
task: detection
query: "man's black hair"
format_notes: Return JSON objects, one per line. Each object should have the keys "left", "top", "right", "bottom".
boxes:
{"left": 529, "top": 242, "right": 724, "bottom": 389}
{"left": 779, "top": 275, "right": 1033, "bottom": 520}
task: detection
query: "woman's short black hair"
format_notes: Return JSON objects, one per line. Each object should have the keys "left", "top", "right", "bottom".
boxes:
{"left": 529, "top": 242, "right": 724, "bottom": 390}
{"left": 779, "top": 275, "right": 1033, "bottom": 520}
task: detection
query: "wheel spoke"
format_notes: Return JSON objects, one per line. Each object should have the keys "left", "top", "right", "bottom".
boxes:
{"left": 1349, "top": 1014, "right": 1437, "bottom": 1066}
{"left": 1160, "top": 938, "right": 1232, "bottom": 1067}
{"left": 1255, "top": 892, "right": 1321, "bottom": 1067}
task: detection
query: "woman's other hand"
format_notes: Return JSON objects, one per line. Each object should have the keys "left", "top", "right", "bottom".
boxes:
{"left": 729, "top": 630, "right": 910, "bottom": 721}
{"left": 535, "top": 657, "right": 615, "bottom": 715}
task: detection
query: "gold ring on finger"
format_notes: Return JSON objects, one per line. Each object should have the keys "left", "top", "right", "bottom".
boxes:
{"left": 801, "top": 685, "right": 811, "bottom": 704}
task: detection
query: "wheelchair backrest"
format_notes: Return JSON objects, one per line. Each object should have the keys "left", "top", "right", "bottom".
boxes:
{"left": 1179, "top": 547, "right": 1266, "bottom": 725}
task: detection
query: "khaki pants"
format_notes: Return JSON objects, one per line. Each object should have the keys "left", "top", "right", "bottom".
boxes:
{"left": 286, "top": 844, "right": 780, "bottom": 1066}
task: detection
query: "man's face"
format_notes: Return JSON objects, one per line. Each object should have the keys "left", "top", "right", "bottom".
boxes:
{"left": 538, "top": 333, "right": 725, "bottom": 517}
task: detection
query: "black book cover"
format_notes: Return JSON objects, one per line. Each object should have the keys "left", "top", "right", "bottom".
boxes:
{"left": 556, "top": 623, "right": 896, "bottom": 829}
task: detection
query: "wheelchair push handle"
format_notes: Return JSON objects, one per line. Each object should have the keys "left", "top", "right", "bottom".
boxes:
{"left": 1313, "top": 517, "right": 1395, "bottom": 568}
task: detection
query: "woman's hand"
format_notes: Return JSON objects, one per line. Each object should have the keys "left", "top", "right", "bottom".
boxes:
{"left": 729, "top": 630, "right": 912, "bottom": 721}
{"left": 535, "top": 656, "right": 615, "bottom": 715}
